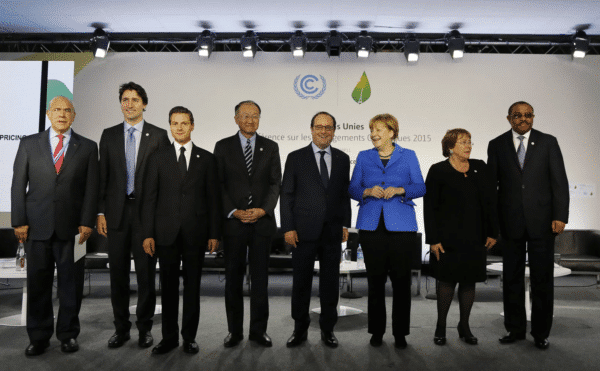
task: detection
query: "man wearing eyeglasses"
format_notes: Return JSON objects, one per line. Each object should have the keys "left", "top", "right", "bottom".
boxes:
{"left": 213, "top": 101, "right": 282, "bottom": 348}
{"left": 487, "top": 101, "right": 569, "bottom": 350}
{"left": 280, "top": 112, "right": 351, "bottom": 348}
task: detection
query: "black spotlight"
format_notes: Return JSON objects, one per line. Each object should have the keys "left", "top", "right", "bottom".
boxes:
{"left": 241, "top": 30, "right": 258, "bottom": 58}
{"left": 326, "top": 30, "right": 343, "bottom": 57}
{"left": 446, "top": 30, "right": 465, "bottom": 59}
{"left": 572, "top": 30, "right": 589, "bottom": 59}
{"left": 290, "top": 30, "right": 307, "bottom": 58}
{"left": 404, "top": 36, "right": 420, "bottom": 62}
{"left": 91, "top": 28, "right": 110, "bottom": 58}
{"left": 356, "top": 30, "right": 373, "bottom": 58}
{"left": 197, "top": 30, "right": 215, "bottom": 58}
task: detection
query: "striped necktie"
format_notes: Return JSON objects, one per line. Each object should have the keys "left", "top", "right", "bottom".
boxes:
{"left": 53, "top": 134, "right": 65, "bottom": 174}
{"left": 517, "top": 135, "right": 526, "bottom": 169}
{"left": 244, "top": 138, "right": 253, "bottom": 205}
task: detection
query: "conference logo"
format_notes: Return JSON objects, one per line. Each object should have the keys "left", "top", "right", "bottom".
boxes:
{"left": 351, "top": 72, "right": 371, "bottom": 104}
{"left": 294, "top": 74, "right": 326, "bottom": 99}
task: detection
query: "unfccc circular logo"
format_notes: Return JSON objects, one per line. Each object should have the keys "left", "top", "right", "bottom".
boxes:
{"left": 294, "top": 74, "right": 326, "bottom": 99}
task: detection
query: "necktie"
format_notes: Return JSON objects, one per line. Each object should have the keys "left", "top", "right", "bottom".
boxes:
{"left": 126, "top": 127, "right": 136, "bottom": 196}
{"left": 517, "top": 135, "right": 526, "bottom": 169}
{"left": 178, "top": 146, "right": 187, "bottom": 176}
{"left": 319, "top": 150, "right": 329, "bottom": 188}
{"left": 53, "top": 134, "right": 64, "bottom": 174}
{"left": 244, "top": 139, "right": 253, "bottom": 205}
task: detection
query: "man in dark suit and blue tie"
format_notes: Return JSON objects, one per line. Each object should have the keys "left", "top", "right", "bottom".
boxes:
{"left": 487, "top": 101, "right": 569, "bottom": 350}
{"left": 213, "top": 100, "right": 282, "bottom": 348}
{"left": 12, "top": 96, "right": 99, "bottom": 355}
{"left": 280, "top": 112, "right": 351, "bottom": 348}
{"left": 141, "top": 106, "right": 222, "bottom": 355}
{"left": 97, "top": 82, "right": 170, "bottom": 349}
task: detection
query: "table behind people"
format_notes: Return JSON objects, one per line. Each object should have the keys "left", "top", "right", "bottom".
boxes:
{"left": 213, "top": 100, "right": 281, "bottom": 348}
{"left": 11, "top": 96, "right": 98, "bottom": 356}
{"left": 97, "top": 82, "right": 170, "bottom": 349}
{"left": 348, "top": 113, "right": 426, "bottom": 349}
{"left": 487, "top": 101, "right": 569, "bottom": 350}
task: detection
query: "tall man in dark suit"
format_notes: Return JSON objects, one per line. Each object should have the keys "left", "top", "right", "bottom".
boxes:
{"left": 141, "top": 106, "right": 222, "bottom": 355}
{"left": 97, "top": 82, "right": 170, "bottom": 349}
{"left": 12, "top": 96, "right": 98, "bottom": 355}
{"left": 280, "top": 112, "right": 351, "bottom": 348}
{"left": 487, "top": 101, "right": 569, "bottom": 350}
{"left": 213, "top": 100, "right": 281, "bottom": 348}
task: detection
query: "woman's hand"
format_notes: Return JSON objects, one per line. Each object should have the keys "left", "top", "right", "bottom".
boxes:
{"left": 383, "top": 186, "right": 405, "bottom": 199}
{"left": 485, "top": 237, "right": 497, "bottom": 250}
{"left": 363, "top": 185, "right": 385, "bottom": 199}
{"left": 431, "top": 243, "right": 445, "bottom": 261}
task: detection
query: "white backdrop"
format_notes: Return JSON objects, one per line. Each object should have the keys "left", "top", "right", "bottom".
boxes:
{"left": 2, "top": 52, "right": 599, "bottom": 255}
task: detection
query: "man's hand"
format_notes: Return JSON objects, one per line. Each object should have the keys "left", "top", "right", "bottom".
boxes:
{"left": 342, "top": 228, "right": 349, "bottom": 243}
{"left": 485, "top": 237, "right": 497, "bottom": 250}
{"left": 14, "top": 225, "right": 29, "bottom": 243}
{"left": 236, "top": 208, "right": 266, "bottom": 223}
{"left": 285, "top": 230, "right": 299, "bottom": 248}
{"left": 431, "top": 243, "right": 445, "bottom": 261}
{"left": 364, "top": 186, "right": 384, "bottom": 199}
{"left": 208, "top": 239, "right": 219, "bottom": 253}
{"left": 552, "top": 220, "right": 566, "bottom": 234}
{"left": 97, "top": 215, "right": 108, "bottom": 237}
{"left": 143, "top": 238, "right": 155, "bottom": 257}
{"left": 78, "top": 226, "right": 93, "bottom": 244}
{"left": 383, "top": 186, "right": 405, "bottom": 199}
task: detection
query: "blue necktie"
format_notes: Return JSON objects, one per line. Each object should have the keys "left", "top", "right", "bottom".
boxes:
{"left": 517, "top": 135, "right": 526, "bottom": 169}
{"left": 126, "top": 127, "right": 136, "bottom": 195}
{"left": 319, "top": 150, "right": 329, "bottom": 188}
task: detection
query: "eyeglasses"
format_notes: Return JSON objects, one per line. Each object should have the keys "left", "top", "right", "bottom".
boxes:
{"left": 510, "top": 113, "right": 534, "bottom": 119}
{"left": 457, "top": 141, "right": 473, "bottom": 146}
{"left": 237, "top": 114, "right": 260, "bottom": 121}
{"left": 313, "top": 125, "right": 335, "bottom": 132}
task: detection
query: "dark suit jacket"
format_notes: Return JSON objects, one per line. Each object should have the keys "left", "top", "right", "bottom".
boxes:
{"left": 487, "top": 129, "right": 569, "bottom": 239}
{"left": 98, "top": 122, "right": 170, "bottom": 229}
{"left": 11, "top": 129, "right": 99, "bottom": 241}
{"left": 280, "top": 144, "right": 351, "bottom": 242}
{"left": 213, "top": 133, "right": 281, "bottom": 237}
{"left": 142, "top": 143, "right": 222, "bottom": 249}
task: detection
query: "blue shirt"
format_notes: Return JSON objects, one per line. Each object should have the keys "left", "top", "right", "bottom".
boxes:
{"left": 311, "top": 142, "right": 332, "bottom": 178}
{"left": 124, "top": 120, "right": 145, "bottom": 166}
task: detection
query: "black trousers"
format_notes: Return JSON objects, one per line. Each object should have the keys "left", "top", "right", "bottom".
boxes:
{"left": 291, "top": 224, "right": 340, "bottom": 333}
{"left": 158, "top": 232, "right": 206, "bottom": 343}
{"left": 359, "top": 219, "right": 414, "bottom": 337}
{"left": 224, "top": 223, "right": 272, "bottom": 336}
{"left": 503, "top": 231, "right": 555, "bottom": 339}
{"left": 26, "top": 233, "right": 84, "bottom": 342}
{"left": 108, "top": 198, "right": 157, "bottom": 334}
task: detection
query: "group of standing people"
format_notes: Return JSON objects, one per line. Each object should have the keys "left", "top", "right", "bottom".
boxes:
{"left": 11, "top": 82, "right": 568, "bottom": 356}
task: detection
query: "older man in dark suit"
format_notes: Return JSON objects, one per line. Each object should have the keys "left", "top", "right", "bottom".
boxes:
{"left": 213, "top": 100, "right": 281, "bottom": 348}
{"left": 12, "top": 96, "right": 98, "bottom": 355}
{"left": 487, "top": 101, "right": 569, "bottom": 350}
{"left": 280, "top": 112, "right": 351, "bottom": 348}
{"left": 97, "top": 82, "right": 170, "bottom": 349}
{"left": 141, "top": 106, "right": 221, "bottom": 355}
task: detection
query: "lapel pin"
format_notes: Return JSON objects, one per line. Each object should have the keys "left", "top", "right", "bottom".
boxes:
{"left": 196, "top": 154, "right": 200, "bottom": 158}
{"left": 260, "top": 148, "right": 263, "bottom": 151}
{"left": 474, "top": 170, "right": 478, "bottom": 173}
{"left": 146, "top": 133, "right": 149, "bottom": 136}
{"left": 531, "top": 142, "right": 534, "bottom": 145}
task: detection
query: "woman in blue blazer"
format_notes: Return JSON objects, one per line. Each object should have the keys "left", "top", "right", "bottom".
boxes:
{"left": 349, "top": 114, "right": 426, "bottom": 348}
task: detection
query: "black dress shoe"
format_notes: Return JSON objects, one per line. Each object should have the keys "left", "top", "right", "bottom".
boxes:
{"left": 434, "top": 325, "right": 446, "bottom": 346}
{"left": 139, "top": 331, "right": 153, "bottom": 348}
{"left": 499, "top": 332, "right": 526, "bottom": 344}
{"left": 25, "top": 341, "right": 50, "bottom": 356}
{"left": 370, "top": 334, "right": 383, "bottom": 347}
{"left": 152, "top": 340, "right": 179, "bottom": 355}
{"left": 183, "top": 341, "right": 199, "bottom": 354}
{"left": 249, "top": 333, "right": 273, "bottom": 347}
{"left": 321, "top": 331, "right": 338, "bottom": 348}
{"left": 394, "top": 336, "right": 407, "bottom": 349}
{"left": 534, "top": 338, "right": 550, "bottom": 350}
{"left": 61, "top": 338, "right": 79, "bottom": 353}
{"left": 223, "top": 333, "right": 244, "bottom": 348}
{"left": 457, "top": 322, "right": 478, "bottom": 345}
{"left": 286, "top": 331, "right": 308, "bottom": 348}
{"left": 108, "top": 332, "right": 130, "bottom": 348}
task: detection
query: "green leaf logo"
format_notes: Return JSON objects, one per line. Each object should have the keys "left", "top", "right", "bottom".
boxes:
{"left": 351, "top": 72, "right": 371, "bottom": 104}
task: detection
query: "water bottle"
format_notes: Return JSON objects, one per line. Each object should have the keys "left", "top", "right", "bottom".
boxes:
{"left": 357, "top": 245, "right": 364, "bottom": 269}
{"left": 16, "top": 242, "right": 26, "bottom": 271}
